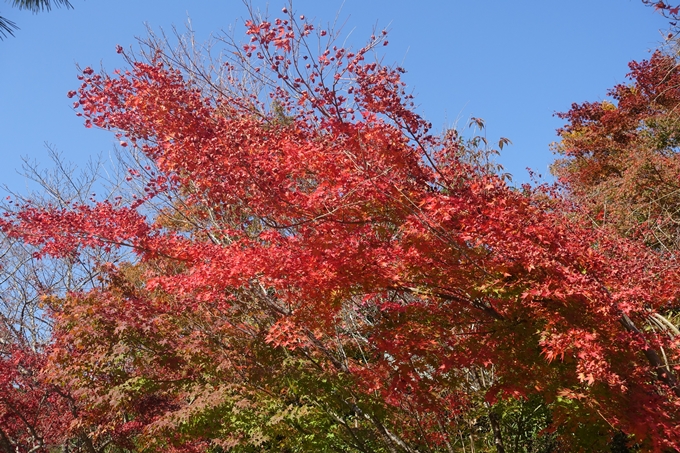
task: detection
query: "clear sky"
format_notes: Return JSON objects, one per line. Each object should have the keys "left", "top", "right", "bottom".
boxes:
{"left": 0, "top": 1, "right": 672, "bottom": 193}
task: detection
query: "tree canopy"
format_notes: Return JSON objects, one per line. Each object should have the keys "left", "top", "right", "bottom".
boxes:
{"left": 1, "top": 3, "right": 680, "bottom": 453}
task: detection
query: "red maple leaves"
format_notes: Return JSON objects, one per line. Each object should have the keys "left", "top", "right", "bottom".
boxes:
{"left": 1, "top": 5, "right": 679, "bottom": 452}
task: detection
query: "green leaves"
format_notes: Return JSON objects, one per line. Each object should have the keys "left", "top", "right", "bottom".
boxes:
{"left": 1, "top": 0, "right": 73, "bottom": 40}
{"left": 10, "top": 0, "right": 72, "bottom": 13}
{"left": 2, "top": 3, "right": 680, "bottom": 452}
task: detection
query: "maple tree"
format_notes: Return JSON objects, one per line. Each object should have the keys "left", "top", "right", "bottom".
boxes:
{"left": 2, "top": 4, "right": 680, "bottom": 453}
{"left": 0, "top": 341, "right": 69, "bottom": 453}
{"left": 552, "top": 6, "right": 680, "bottom": 450}
{"left": 0, "top": 150, "right": 152, "bottom": 453}
{"left": 643, "top": 1, "right": 680, "bottom": 25}
{"left": 551, "top": 18, "right": 680, "bottom": 451}
{"left": 0, "top": 235, "right": 71, "bottom": 453}
{"left": 553, "top": 51, "right": 680, "bottom": 253}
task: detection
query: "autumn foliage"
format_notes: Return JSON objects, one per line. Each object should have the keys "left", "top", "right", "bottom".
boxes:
{"left": 554, "top": 51, "right": 680, "bottom": 252}
{"left": 1, "top": 4, "right": 680, "bottom": 453}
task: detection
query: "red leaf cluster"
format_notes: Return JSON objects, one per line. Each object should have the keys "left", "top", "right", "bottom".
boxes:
{"left": 2, "top": 7, "right": 680, "bottom": 452}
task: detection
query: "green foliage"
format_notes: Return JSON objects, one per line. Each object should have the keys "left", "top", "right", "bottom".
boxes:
{"left": 496, "top": 397, "right": 558, "bottom": 453}
{"left": 1, "top": 0, "right": 72, "bottom": 39}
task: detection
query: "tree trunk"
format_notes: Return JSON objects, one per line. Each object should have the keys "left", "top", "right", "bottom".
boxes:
{"left": 488, "top": 410, "right": 506, "bottom": 453}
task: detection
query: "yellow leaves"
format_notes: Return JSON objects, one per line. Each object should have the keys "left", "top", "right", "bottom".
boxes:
{"left": 600, "top": 100, "right": 617, "bottom": 111}
{"left": 39, "top": 294, "right": 63, "bottom": 309}
{"left": 248, "top": 428, "right": 268, "bottom": 447}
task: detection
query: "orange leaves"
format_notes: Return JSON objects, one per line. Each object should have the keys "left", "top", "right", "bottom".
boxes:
{"left": 555, "top": 52, "right": 680, "bottom": 252}
{"left": 3, "top": 5, "right": 680, "bottom": 451}
{"left": 265, "top": 316, "right": 310, "bottom": 350}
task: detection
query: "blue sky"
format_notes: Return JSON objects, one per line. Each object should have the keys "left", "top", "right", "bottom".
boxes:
{"left": 0, "top": 1, "right": 671, "bottom": 192}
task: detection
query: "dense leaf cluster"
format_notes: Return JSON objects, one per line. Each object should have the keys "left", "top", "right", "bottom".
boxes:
{"left": 1, "top": 3, "right": 680, "bottom": 453}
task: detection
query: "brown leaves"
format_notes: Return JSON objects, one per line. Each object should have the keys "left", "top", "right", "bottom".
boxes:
{"left": 2, "top": 5, "right": 680, "bottom": 452}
